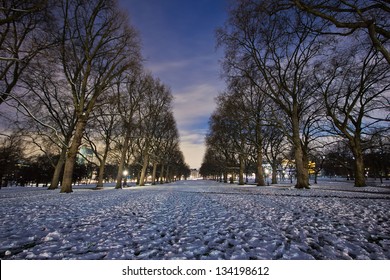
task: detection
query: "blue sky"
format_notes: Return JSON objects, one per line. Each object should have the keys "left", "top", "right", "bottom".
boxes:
{"left": 119, "top": 0, "right": 229, "bottom": 168}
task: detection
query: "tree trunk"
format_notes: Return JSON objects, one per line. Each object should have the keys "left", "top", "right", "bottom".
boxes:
{"left": 353, "top": 149, "right": 366, "bottom": 187}
{"left": 95, "top": 162, "right": 106, "bottom": 189}
{"left": 294, "top": 144, "right": 309, "bottom": 189}
{"left": 165, "top": 165, "right": 170, "bottom": 183}
{"left": 348, "top": 137, "right": 366, "bottom": 187}
{"left": 95, "top": 134, "right": 111, "bottom": 189}
{"left": 139, "top": 153, "right": 149, "bottom": 186}
{"left": 151, "top": 162, "right": 157, "bottom": 185}
{"left": 48, "top": 145, "right": 67, "bottom": 190}
{"left": 60, "top": 119, "right": 87, "bottom": 193}
{"left": 239, "top": 155, "right": 245, "bottom": 185}
{"left": 95, "top": 154, "right": 108, "bottom": 189}
{"left": 115, "top": 130, "right": 130, "bottom": 189}
{"left": 292, "top": 109, "right": 309, "bottom": 189}
{"left": 271, "top": 163, "right": 278, "bottom": 184}
{"left": 160, "top": 165, "right": 164, "bottom": 184}
{"left": 256, "top": 149, "right": 265, "bottom": 186}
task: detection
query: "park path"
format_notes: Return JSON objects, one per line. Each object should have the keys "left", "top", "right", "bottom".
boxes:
{"left": 0, "top": 180, "right": 389, "bottom": 259}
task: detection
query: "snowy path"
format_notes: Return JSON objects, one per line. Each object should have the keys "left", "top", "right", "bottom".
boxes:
{"left": 0, "top": 180, "right": 389, "bottom": 260}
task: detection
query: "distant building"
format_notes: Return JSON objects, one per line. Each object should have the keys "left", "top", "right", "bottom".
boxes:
{"left": 190, "top": 169, "right": 201, "bottom": 180}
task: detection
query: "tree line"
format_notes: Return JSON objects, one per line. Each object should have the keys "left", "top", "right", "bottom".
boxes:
{"left": 0, "top": 0, "right": 190, "bottom": 191}
{"left": 200, "top": 0, "right": 389, "bottom": 188}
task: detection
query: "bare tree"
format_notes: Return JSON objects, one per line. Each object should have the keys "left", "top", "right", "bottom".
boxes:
{"left": 165, "top": 148, "right": 189, "bottom": 182}
{"left": 315, "top": 43, "right": 390, "bottom": 187}
{"left": 231, "top": 78, "right": 272, "bottom": 186}
{"left": 149, "top": 111, "right": 179, "bottom": 185}
{"left": 203, "top": 113, "right": 235, "bottom": 182}
{"left": 58, "top": 0, "right": 140, "bottom": 193}
{"left": 0, "top": 0, "right": 52, "bottom": 105}
{"left": 205, "top": 92, "right": 251, "bottom": 185}
{"left": 0, "top": 132, "right": 24, "bottom": 188}
{"left": 83, "top": 90, "right": 120, "bottom": 189}
{"left": 113, "top": 72, "right": 148, "bottom": 189}
{"left": 200, "top": 148, "right": 223, "bottom": 181}
{"left": 263, "top": 124, "right": 289, "bottom": 184}
{"left": 13, "top": 45, "right": 77, "bottom": 190}
{"left": 217, "top": 0, "right": 327, "bottom": 188}
{"left": 292, "top": 0, "right": 390, "bottom": 64}
{"left": 365, "top": 129, "right": 390, "bottom": 182}
{"left": 138, "top": 78, "right": 173, "bottom": 186}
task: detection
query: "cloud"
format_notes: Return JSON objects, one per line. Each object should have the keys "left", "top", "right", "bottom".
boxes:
{"left": 173, "top": 83, "right": 221, "bottom": 130}
{"left": 144, "top": 57, "right": 224, "bottom": 169}
{"left": 180, "top": 129, "right": 207, "bottom": 145}
{"left": 144, "top": 54, "right": 224, "bottom": 169}
{"left": 119, "top": 0, "right": 229, "bottom": 169}
{"left": 172, "top": 84, "right": 219, "bottom": 169}
{"left": 147, "top": 59, "right": 192, "bottom": 73}
{"left": 146, "top": 54, "right": 222, "bottom": 85}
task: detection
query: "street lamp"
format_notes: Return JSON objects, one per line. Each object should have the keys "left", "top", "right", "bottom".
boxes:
{"left": 265, "top": 168, "right": 270, "bottom": 186}
{"left": 123, "top": 170, "right": 128, "bottom": 187}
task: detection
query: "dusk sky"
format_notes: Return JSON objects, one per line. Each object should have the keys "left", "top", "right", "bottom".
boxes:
{"left": 118, "top": 0, "right": 229, "bottom": 169}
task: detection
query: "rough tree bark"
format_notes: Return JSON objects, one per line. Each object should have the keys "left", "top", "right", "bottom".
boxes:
{"left": 60, "top": 118, "right": 87, "bottom": 193}
{"left": 139, "top": 153, "right": 149, "bottom": 186}
{"left": 256, "top": 148, "right": 265, "bottom": 186}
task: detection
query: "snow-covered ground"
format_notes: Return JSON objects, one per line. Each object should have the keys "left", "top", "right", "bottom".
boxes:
{"left": 0, "top": 179, "right": 389, "bottom": 260}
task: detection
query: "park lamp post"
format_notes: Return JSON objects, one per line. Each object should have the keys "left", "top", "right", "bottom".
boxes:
{"left": 265, "top": 168, "right": 270, "bottom": 186}
{"left": 122, "top": 170, "right": 128, "bottom": 187}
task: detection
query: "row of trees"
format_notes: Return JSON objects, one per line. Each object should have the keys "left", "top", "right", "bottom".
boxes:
{"left": 0, "top": 136, "right": 96, "bottom": 188}
{"left": 200, "top": 126, "right": 390, "bottom": 184}
{"left": 200, "top": 0, "right": 389, "bottom": 188}
{"left": 0, "top": 0, "right": 190, "bottom": 191}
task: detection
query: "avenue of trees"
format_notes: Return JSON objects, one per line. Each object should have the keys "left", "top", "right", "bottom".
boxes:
{"left": 0, "top": 0, "right": 190, "bottom": 191}
{"left": 201, "top": 0, "right": 389, "bottom": 188}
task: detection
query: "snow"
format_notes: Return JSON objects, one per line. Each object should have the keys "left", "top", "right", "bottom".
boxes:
{"left": 0, "top": 179, "right": 389, "bottom": 260}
